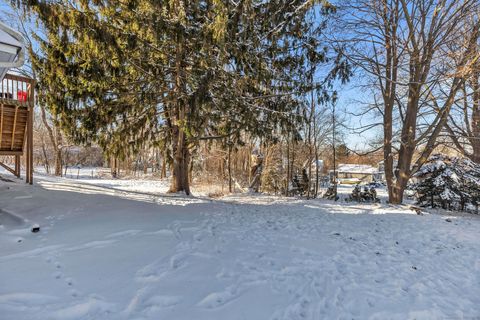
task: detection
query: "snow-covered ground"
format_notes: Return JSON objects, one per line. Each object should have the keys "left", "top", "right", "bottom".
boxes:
{"left": 1, "top": 169, "right": 479, "bottom": 320}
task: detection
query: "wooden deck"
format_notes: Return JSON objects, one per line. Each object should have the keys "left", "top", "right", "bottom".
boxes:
{"left": 0, "top": 73, "right": 34, "bottom": 184}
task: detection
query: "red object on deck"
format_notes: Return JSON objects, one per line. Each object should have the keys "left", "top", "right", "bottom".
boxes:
{"left": 17, "top": 90, "right": 27, "bottom": 101}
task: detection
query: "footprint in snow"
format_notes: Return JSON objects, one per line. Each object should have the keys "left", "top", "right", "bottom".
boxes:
{"left": 367, "top": 298, "right": 375, "bottom": 307}
{"left": 69, "top": 289, "right": 80, "bottom": 298}
{"left": 169, "top": 252, "right": 189, "bottom": 270}
{"left": 197, "top": 289, "right": 239, "bottom": 309}
{"left": 65, "top": 277, "right": 74, "bottom": 286}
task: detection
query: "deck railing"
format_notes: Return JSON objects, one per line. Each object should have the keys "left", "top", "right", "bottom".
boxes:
{"left": 0, "top": 73, "right": 34, "bottom": 106}
{"left": 0, "top": 73, "right": 34, "bottom": 184}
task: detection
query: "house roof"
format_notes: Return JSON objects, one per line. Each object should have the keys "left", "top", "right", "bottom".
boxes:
{"left": 335, "top": 164, "right": 378, "bottom": 174}
{"left": 0, "top": 22, "right": 24, "bottom": 81}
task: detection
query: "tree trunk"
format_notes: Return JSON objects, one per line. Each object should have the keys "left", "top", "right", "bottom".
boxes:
{"left": 54, "top": 149, "right": 62, "bottom": 176}
{"left": 314, "top": 145, "right": 319, "bottom": 198}
{"left": 169, "top": 125, "right": 191, "bottom": 195}
{"left": 285, "top": 137, "right": 290, "bottom": 196}
{"left": 248, "top": 144, "right": 253, "bottom": 184}
{"left": 64, "top": 150, "right": 69, "bottom": 177}
{"left": 42, "top": 146, "right": 50, "bottom": 174}
{"left": 383, "top": 11, "right": 398, "bottom": 203}
{"left": 307, "top": 70, "right": 314, "bottom": 199}
{"left": 111, "top": 157, "right": 118, "bottom": 178}
{"left": 160, "top": 150, "right": 168, "bottom": 179}
{"left": 470, "top": 71, "right": 480, "bottom": 163}
{"left": 290, "top": 140, "right": 295, "bottom": 186}
{"left": 40, "top": 137, "right": 50, "bottom": 174}
{"left": 168, "top": 25, "right": 191, "bottom": 195}
{"left": 39, "top": 102, "right": 64, "bottom": 176}
{"left": 143, "top": 149, "right": 148, "bottom": 174}
{"left": 390, "top": 176, "right": 409, "bottom": 204}
{"left": 313, "top": 102, "right": 319, "bottom": 198}
{"left": 228, "top": 144, "right": 232, "bottom": 193}
{"left": 471, "top": 140, "right": 480, "bottom": 163}
{"left": 161, "top": 156, "right": 167, "bottom": 178}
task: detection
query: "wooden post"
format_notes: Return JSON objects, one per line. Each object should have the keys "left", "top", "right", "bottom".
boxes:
{"left": 25, "top": 108, "right": 30, "bottom": 184}
{"left": 27, "top": 81, "right": 34, "bottom": 184}
{"left": 26, "top": 107, "right": 32, "bottom": 184}
{"left": 0, "top": 104, "right": 3, "bottom": 148}
{"left": 15, "top": 155, "right": 20, "bottom": 177}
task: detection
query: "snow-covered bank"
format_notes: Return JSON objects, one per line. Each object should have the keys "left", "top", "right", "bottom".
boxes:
{"left": 1, "top": 172, "right": 479, "bottom": 320}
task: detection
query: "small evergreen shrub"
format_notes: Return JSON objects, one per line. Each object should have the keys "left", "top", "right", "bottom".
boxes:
{"left": 413, "top": 154, "right": 480, "bottom": 212}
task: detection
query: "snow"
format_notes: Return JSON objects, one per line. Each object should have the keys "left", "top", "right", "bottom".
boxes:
{"left": 1, "top": 169, "right": 480, "bottom": 319}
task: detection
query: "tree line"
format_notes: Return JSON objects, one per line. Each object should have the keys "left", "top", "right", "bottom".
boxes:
{"left": 4, "top": 0, "right": 480, "bottom": 204}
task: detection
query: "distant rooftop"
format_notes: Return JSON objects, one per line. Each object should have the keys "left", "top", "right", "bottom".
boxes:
{"left": 335, "top": 164, "right": 378, "bottom": 174}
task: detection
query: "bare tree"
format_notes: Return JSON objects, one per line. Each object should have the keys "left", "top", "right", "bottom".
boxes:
{"left": 335, "top": 0, "right": 480, "bottom": 203}
{"left": 445, "top": 41, "right": 480, "bottom": 162}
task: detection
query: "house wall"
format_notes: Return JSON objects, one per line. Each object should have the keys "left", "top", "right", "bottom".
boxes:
{"left": 338, "top": 172, "right": 374, "bottom": 183}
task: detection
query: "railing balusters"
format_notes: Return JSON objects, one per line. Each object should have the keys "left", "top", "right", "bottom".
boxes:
{"left": 1, "top": 74, "right": 33, "bottom": 105}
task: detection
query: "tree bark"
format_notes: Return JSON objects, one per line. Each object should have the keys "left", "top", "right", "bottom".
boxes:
{"left": 470, "top": 70, "right": 480, "bottom": 162}
{"left": 169, "top": 121, "right": 191, "bottom": 195}
{"left": 168, "top": 21, "right": 191, "bottom": 195}
{"left": 228, "top": 144, "right": 232, "bottom": 193}
{"left": 285, "top": 136, "right": 290, "bottom": 196}
{"left": 39, "top": 102, "right": 64, "bottom": 176}
{"left": 382, "top": 1, "right": 399, "bottom": 203}
{"left": 41, "top": 139, "right": 50, "bottom": 174}
{"left": 161, "top": 155, "right": 167, "bottom": 178}
{"left": 111, "top": 157, "right": 118, "bottom": 178}
{"left": 54, "top": 149, "right": 62, "bottom": 177}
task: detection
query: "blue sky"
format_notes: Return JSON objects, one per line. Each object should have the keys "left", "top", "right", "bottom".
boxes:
{"left": 336, "top": 82, "right": 381, "bottom": 151}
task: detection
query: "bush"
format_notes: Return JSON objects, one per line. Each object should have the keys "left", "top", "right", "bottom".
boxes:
{"left": 413, "top": 154, "right": 480, "bottom": 212}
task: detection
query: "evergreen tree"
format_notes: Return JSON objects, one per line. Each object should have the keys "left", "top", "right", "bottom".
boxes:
{"left": 260, "top": 143, "right": 283, "bottom": 194}
{"left": 18, "top": 0, "right": 349, "bottom": 194}
{"left": 413, "top": 155, "right": 461, "bottom": 209}
{"left": 457, "top": 158, "right": 480, "bottom": 212}
{"left": 414, "top": 154, "right": 480, "bottom": 212}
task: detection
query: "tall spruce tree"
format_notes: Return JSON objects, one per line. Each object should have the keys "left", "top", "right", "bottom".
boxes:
{"left": 18, "top": 0, "right": 348, "bottom": 194}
